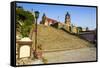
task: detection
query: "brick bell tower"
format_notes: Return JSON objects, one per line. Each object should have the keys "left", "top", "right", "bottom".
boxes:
{"left": 65, "top": 12, "right": 71, "bottom": 31}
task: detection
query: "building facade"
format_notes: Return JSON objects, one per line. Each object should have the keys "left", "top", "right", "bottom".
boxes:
{"left": 65, "top": 12, "right": 78, "bottom": 33}
{"left": 40, "top": 13, "right": 58, "bottom": 26}
{"left": 40, "top": 12, "right": 87, "bottom": 34}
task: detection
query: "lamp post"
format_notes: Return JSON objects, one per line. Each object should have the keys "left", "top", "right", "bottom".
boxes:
{"left": 34, "top": 11, "right": 39, "bottom": 54}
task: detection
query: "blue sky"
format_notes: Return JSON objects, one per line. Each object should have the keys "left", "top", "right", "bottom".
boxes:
{"left": 16, "top": 3, "right": 97, "bottom": 30}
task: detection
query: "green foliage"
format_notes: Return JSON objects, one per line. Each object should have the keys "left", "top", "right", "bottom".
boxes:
{"left": 16, "top": 6, "right": 35, "bottom": 37}
{"left": 86, "top": 27, "right": 89, "bottom": 31}
{"left": 77, "top": 27, "right": 82, "bottom": 34}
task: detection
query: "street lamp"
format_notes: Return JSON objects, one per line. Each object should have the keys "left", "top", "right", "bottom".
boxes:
{"left": 35, "top": 11, "right": 39, "bottom": 19}
{"left": 34, "top": 11, "right": 39, "bottom": 56}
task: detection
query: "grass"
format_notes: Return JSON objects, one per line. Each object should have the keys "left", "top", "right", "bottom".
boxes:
{"left": 30, "top": 24, "right": 94, "bottom": 52}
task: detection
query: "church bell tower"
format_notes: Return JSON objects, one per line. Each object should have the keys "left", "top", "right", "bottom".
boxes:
{"left": 65, "top": 12, "right": 71, "bottom": 25}
{"left": 65, "top": 12, "right": 71, "bottom": 31}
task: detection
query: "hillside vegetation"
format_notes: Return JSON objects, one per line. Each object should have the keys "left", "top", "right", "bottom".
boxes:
{"left": 31, "top": 24, "right": 93, "bottom": 51}
{"left": 16, "top": 6, "right": 35, "bottom": 37}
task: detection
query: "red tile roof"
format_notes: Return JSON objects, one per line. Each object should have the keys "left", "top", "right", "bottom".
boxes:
{"left": 46, "top": 17, "right": 58, "bottom": 24}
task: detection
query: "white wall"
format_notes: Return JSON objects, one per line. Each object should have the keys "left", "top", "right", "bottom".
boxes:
{"left": 0, "top": 0, "right": 99, "bottom": 68}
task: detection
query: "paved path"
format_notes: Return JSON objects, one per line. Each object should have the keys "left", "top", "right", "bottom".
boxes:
{"left": 43, "top": 47, "right": 96, "bottom": 63}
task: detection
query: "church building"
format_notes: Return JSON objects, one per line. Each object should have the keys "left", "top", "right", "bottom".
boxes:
{"left": 65, "top": 12, "right": 77, "bottom": 33}
{"left": 40, "top": 12, "right": 83, "bottom": 34}
{"left": 40, "top": 13, "right": 58, "bottom": 27}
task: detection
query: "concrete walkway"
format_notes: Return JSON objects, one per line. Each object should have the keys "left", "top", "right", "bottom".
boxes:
{"left": 43, "top": 47, "right": 96, "bottom": 63}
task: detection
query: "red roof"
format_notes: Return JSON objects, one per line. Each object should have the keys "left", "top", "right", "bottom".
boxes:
{"left": 46, "top": 17, "right": 57, "bottom": 24}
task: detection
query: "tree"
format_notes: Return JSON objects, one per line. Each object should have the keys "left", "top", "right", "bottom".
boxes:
{"left": 16, "top": 6, "right": 35, "bottom": 37}
{"left": 77, "top": 27, "right": 82, "bottom": 34}
{"left": 41, "top": 13, "right": 46, "bottom": 24}
{"left": 86, "top": 27, "right": 89, "bottom": 31}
